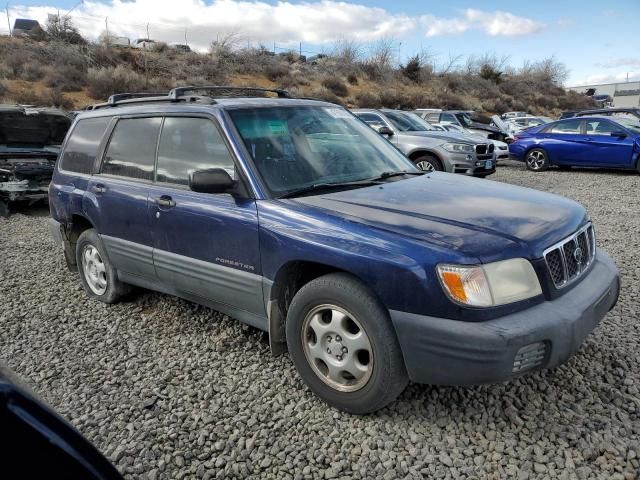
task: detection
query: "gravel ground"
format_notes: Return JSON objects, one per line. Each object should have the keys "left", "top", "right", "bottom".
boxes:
{"left": 1, "top": 160, "right": 639, "bottom": 480}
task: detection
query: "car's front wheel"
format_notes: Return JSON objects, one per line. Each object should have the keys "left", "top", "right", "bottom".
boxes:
{"left": 76, "top": 229, "right": 130, "bottom": 303}
{"left": 286, "top": 273, "right": 408, "bottom": 414}
{"left": 525, "top": 148, "right": 549, "bottom": 171}
{"left": 413, "top": 154, "right": 443, "bottom": 172}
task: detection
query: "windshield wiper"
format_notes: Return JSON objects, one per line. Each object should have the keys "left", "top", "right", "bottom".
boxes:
{"left": 278, "top": 180, "right": 382, "bottom": 199}
{"left": 367, "top": 170, "right": 426, "bottom": 182}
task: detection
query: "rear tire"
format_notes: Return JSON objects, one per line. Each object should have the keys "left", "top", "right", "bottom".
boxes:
{"left": 286, "top": 273, "right": 408, "bottom": 414}
{"left": 76, "top": 229, "right": 130, "bottom": 304}
{"left": 413, "top": 154, "right": 443, "bottom": 172}
{"left": 525, "top": 148, "right": 549, "bottom": 172}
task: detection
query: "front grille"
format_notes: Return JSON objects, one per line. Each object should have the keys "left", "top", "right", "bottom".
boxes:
{"left": 544, "top": 224, "right": 596, "bottom": 288}
{"left": 488, "top": 144, "right": 495, "bottom": 154}
{"left": 512, "top": 342, "right": 548, "bottom": 374}
{"left": 475, "top": 144, "right": 488, "bottom": 155}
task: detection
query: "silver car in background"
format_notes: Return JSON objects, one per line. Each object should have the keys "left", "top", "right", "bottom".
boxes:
{"left": 353, "top": 109, "right": 496, "bottom": 177}
{"left": 430, "top": 123, "right": 510, "bottom": 162}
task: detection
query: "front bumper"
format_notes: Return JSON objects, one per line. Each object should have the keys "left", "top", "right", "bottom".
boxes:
{"left": 444, "top": 151, "right": 496, "bottom": 176}
{"left": 389, "top": 250, "right": 619, "bottom": 385}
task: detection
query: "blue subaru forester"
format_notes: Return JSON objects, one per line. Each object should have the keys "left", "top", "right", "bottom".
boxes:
{"left": 48, "top": 87, "right": 620, "bottom": 414}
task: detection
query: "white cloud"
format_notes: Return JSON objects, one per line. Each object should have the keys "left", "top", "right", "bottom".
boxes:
{"left": 9, "top": 0, "right": 416, "bottom": 50}
{"left": 572, "top": 71, "right": 640, "bottom": 85}
{"left": 595, "top": 57, "right": 640, "bottom": 69}
{"left": 421, "top": 9, "right": 544, "bottom": 37}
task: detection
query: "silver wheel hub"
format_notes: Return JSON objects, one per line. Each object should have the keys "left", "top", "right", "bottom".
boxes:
{"left": 416, "top": 160, "right": 435, "bottom": 172}
{"left": 527, "top": 151, "right": 545, "bottom": 170}
{"left": 81, "top": 244, "right": 107, "bottom": 295}
{"left": 302, "top": 305, "right": 373, "bottom": 392}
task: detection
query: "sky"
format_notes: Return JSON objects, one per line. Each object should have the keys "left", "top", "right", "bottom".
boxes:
{"left": 4, "top": 0, "right": 638, "bottom": 86}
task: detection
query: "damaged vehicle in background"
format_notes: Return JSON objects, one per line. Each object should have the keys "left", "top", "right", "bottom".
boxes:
{"left": 0, "top": 105, "right": 72, "bottom": 217}
{"left": 416, "top": 110, "right": 511, "bottom": 143}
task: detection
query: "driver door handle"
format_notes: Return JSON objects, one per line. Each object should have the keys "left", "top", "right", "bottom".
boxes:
{"left": 155, "top": 196, "right": 176, "bottom": 208}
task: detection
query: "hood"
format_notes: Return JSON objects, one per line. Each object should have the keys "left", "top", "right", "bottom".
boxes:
{"left": 398, "top": 130, "right": 479, "bottom": 144}
{"left": 291, "top": 174, "right": 587, "bottom": 262}
{"left": 0, "top": 105, "right": 72, "bottom": 151}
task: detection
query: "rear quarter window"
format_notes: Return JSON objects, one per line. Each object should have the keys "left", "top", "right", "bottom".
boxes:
{"left": 59, "top": 117, "right": 111, "bottom": 174}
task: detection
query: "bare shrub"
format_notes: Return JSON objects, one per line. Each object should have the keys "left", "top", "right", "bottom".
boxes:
{"left": 87, "top": 65, "right": 146, "bottom": 99}
{"left": 322, "top": 77, "right": 348, "bottom": 97}
{"left": 40, "top": 88, "right": 74, "bottom": 109}
{"left": 308, "top": 86, "right": 342, "bottom": 105}
{"left": 0, "top": 80, "right": 7, "bottom": 99}
{"left": 265, "top": 63, "right": 290, "bottom": 81}
{"left": 19, "top": 62, "right": 45, "bottom": 81}
{"left": 44, "top": 67, "right": 86, "bottom": 92}
{"left": 354, "top": 91, "right": 380, "bottom": 108}
{"left": 347, "top": 73, "right": 358, "bottom": 85}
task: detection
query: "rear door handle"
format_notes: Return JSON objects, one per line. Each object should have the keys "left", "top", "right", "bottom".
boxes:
{"left": 92, "top": 184, "right": 106, "bottom": 194}
{"left": 155, "top": 196, "right": 176, "bottom": 208}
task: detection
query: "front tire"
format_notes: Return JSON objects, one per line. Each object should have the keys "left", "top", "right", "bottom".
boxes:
{"left": 286, "top": 273, "right": 408, "bottom": 414}
{"left": 413, "top": 154, "right": 443, "bottom": 172}
{"left": 525, "top": 148, "right": 549, "bottom": 172}
{"left": 76, "top": 229, "right": 130, "bottom": 303}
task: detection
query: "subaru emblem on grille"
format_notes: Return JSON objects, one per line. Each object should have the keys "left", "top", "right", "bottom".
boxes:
{"left": 573, "top": 246, "right": 583, "bottom": 264}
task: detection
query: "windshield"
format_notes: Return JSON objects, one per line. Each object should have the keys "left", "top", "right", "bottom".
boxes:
{"left": 228, "top": 106, "right": 417, "bottom": 197}
{"left": 456, "top": 113, "right": 473, "bottom": 127}
{"left": 384, "top": 111, "right": 433, "bottom": 132}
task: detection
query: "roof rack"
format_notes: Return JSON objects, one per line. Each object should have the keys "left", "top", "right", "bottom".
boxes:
{"left": 107, "top": 92, "right": 167, "bottom": 105}
{"left": 168, "top": 85, "right": 291, "bottom": 100}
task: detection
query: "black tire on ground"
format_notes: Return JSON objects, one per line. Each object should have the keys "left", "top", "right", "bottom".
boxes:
{"left": 525, "top": 148, "right": 550, "bottom": 172}
{"left": 0, "top": 201, "right": 9, "bottom": 218}
{"left": 413, "top": 154, "right": 443, "bottom": 172}
{"left": 286, "top": 273, "right": 409, "bottom": 414}
{"left": 75, "top": 228, "right": 130, "bottom": 304}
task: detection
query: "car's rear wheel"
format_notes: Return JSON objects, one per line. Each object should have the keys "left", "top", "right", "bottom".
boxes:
{"left": 76, "top": 229, "right": 130, "bottom": 303}
{"left": 286, "top": 273, "right": 408, "bottom": 414}
{"left": 413, "top": 154, "right": 443, "bottom": 172}
{"left": 525, "top": 148, "right": 549, "bottom": 172}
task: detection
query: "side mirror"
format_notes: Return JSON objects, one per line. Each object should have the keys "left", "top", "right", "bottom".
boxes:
{"left": 611, "top": 130, "right": 627, "bottom": 138}
{"left": 189, "top": 168, "right": 235, "bottom": 194}
{"left": 377, "top": 125, "right": 394, "bottom": 137}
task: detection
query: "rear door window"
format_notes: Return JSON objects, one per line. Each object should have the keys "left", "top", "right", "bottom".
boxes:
{"left": 156, "top": 117, "right": 236, "bottom": 185}
{"left": 59, "top": 117, "right": 111, "bottom": 174}
{"left": 549, "top": 119, "right": 583, "bottom": 134}
{"left": 101, "top": 117, "right": 162, "bottom": 181}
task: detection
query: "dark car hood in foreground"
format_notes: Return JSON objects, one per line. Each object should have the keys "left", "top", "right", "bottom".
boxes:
{"left": 0, "top": 105, "right": 71, "bottom": 150}
{"left": 293, "top": 174, "right": 587, "bottom": 262}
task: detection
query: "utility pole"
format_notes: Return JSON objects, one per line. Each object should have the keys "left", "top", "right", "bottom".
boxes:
{"left": 184, "top": 28, "right": 188, "bottom": 46}
{"left": 105, "top": 16, "right": 109, "bottom": 40}
{"left": 299, "top": 41, "right": 302, "bottom": 58}
{"left": 273, "top": 40, "right": 276, "bottom": 54}
{"left": 5, "top": 3, "right": 11, "bottom": 36}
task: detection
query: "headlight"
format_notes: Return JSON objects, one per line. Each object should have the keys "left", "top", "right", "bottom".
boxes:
{"left": 442, "top": 142, "right": 475, "bottom": 153}
{"left": 437, "top": 258, "right": 542, "bottom": 307}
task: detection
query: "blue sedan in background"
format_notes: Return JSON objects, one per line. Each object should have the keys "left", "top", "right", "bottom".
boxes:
{"left": 509, "top": 116, "right": 640, "bottom": 172}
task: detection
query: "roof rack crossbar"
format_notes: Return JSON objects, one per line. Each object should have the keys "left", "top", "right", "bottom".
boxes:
{"left": 168, "top": 85, "right": 291, "bottom": 100}
{"left": 107, "top": 92, "right": 168, "bottom": 105}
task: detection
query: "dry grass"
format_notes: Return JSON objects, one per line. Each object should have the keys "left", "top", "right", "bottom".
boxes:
{"left": 0, "top": 36, "right": 596, "bottom": 114}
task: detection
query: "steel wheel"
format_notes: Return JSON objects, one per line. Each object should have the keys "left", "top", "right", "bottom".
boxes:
{"left": 301, "top": 304, "right": 373, "bottom": 392}
{"left": 415, "top": 160, "right": 435, "bottom": 172}
{"left": 81, "top": 244, "right": 107, "bottom": 295}
{"left": 526, "top": 150, "right": 547, "bottom": 170}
